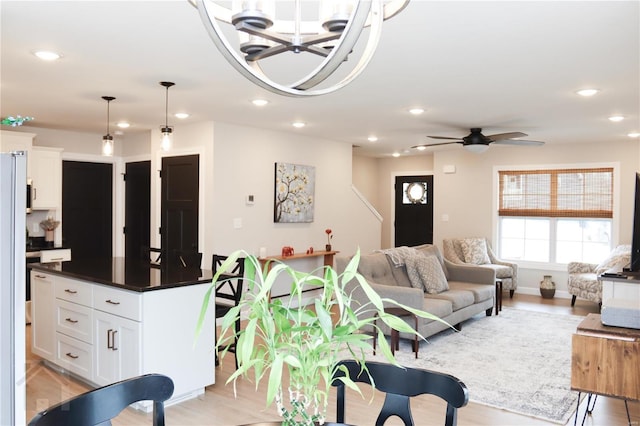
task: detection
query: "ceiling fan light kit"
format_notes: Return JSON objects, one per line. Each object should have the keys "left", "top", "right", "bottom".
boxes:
{"left": 190, "top": 0, "right": 410, "bottom": 97}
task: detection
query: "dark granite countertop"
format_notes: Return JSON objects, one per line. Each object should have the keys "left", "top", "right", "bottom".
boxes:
{"left": 29, "top": 257, "right": 213, "bottom": 292}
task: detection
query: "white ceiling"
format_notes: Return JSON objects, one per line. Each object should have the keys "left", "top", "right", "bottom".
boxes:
{"left": 1, "top": 1, "right": 638, "bottom": 157}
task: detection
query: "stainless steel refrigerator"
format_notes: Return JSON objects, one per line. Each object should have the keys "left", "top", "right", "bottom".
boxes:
{"left": 0, "top": 151, "right": 27, "bottom": 425}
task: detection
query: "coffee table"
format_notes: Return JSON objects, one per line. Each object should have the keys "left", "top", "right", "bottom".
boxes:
{"left": 372, "top": 306, "right": 419, "bottom": 358}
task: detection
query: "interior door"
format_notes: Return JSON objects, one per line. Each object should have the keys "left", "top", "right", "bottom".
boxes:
{"left": 160, "top": 155, "right": 199, "bottom": 260}
{"left": 124, "top": 161, "right": 150, "bottom": 259}
{"left": 62, "top": 161, "right": 113, "bottom": 258}
{"left": 394, "top": 175, "right": 434, "bottom": 247}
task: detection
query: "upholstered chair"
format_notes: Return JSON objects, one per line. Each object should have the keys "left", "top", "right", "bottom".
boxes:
{"left": 443, "top": 238, "right": 518, "bottom": 298}
{"left": 567, "top": 245, "right": 631, "bottom": 307}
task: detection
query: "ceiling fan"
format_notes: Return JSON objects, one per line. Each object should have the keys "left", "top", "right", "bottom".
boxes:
{"left": 413, "top": 128, "right": 545, "bottom": 153}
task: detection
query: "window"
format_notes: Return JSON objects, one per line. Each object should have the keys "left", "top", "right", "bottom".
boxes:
{"left": 498, "top": 167, "right": 613, "bottom": 264}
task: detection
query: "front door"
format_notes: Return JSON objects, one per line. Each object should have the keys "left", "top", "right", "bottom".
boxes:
{"left": 394, "top": 175, "right": 434, "bottom": 247}
{"left": 160, "top": 155, "right": 199, "bottom": 259}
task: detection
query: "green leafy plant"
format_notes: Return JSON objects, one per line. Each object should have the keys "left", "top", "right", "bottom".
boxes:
{"left": 195, "top": 249, "right": 447, "bottom": 426}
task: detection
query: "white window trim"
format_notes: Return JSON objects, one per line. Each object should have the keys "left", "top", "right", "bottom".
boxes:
{"left": 492, "top": 162, "right": 621, "bottom": 268}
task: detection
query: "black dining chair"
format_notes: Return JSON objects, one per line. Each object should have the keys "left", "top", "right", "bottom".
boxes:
{"left": 332, "top": 360, "right": 469, "bottom": 426}
{"left": 170, "top": 249, "right": 203, "bottom": 268}
{"left": 28, "top": 373, "right": 174, "bottom": 426}
{"left": 213, "top": 254, "right": 245, "bottom": 369}
{"left": 141, "top": 246, "right": 164, "bottom": 266}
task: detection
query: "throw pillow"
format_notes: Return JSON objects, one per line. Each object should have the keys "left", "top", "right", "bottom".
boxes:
{"left": 460, "top": 238, "right": 491, "bottom": 265}
{"left": 407, "top": 256, "right": 449, "bottom": 294}
{"left": 405, "top": 256, "right": 426, "bottom": 291}
{"left": 595, "top": 246, "right": 631, "bottom": 275}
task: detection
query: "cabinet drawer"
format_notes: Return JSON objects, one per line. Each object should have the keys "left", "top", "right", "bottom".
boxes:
{"left": 93, "top": 286, "right": 141, "bottom": 321}
{"left": 56, "top": 333, "right": 92, "bottom": 379}
{"left": 55, "top": 299, "right": 93, "bottom": 344}
{"left": 41, "top": 249, "right": 71, "bottom": 263}
{"left": 55, "top": 277, "right": 92, "bottom": 306}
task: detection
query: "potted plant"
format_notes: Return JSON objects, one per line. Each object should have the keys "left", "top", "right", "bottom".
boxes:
{"left": 195, "top": 249, "right": 446, "bottom": 426}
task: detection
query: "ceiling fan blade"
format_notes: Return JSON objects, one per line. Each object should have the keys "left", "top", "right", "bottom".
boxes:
{"left": 486, "top": 131, "right": 527, "bottom": 141}
{"left": 427, "top": 136, "right": 463, "bottom": 141}
{"left": 412, "top": 141, "right": 462, "bottom": 148}
{"left": 492, "top": 139, "right": 545, "bottom": 146}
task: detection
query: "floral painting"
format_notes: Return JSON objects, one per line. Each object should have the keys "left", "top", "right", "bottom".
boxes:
{"left": 274, "top": 162, "right": 315, "bottom": 223}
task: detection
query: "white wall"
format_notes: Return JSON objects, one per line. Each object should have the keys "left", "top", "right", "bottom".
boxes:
{"left": 352, "top": 141, "right": 640, "bottom": 297}
{"left": 433, "top": 141, "right": 638, "bottom": 296}
{"left": 208, "top": 122, "right": 381, "bottom": 266}
{"left": 19, "top": 121, "right": 383, "bottom": 268}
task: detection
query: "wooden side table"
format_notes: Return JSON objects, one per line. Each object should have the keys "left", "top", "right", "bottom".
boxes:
{"left": 495, "top": 279, "right": 503, "bottom": 315}
{"left": 571, "top": 313, "right": 640, "bottom": 425}
{"left": 373, "top": 307, "right": 419, "bottom": 359}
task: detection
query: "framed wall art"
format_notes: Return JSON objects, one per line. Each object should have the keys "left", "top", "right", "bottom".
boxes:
{"left": 274, "top": 162, "right": 315, "bottom": 223}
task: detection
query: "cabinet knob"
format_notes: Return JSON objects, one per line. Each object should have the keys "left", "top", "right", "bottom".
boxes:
{"left": 105, "top": 299, "right": 120, "bottom": 305}
{"left": 65, "top": 318, "right": 78, "bottom": 324}
{"left": 64, "top": 289, "right": 77, "bottom": 294}
{"left": 65, "top": 352, "right": 79, "bottom": 359}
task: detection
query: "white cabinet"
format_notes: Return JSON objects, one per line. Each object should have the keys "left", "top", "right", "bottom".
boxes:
{"left": 30, "top": 147, "right": 62, "bottom": 210}
{"left": 602, "top": 278, "right": 640, "bottom": 303}
{"left": 93, "top": 310, "right": 141, "bottom": 386}
{"left": 0, "top": 130, "right": 34, "bottom": 176}
{"left": 41, "top": 248, "right": 71, "bottom": 263}
{"left": 29, "top": 270, "right": 215, "bottom": 410}
{"left": 30, "top": 271, "right": 55, "bottom": 359}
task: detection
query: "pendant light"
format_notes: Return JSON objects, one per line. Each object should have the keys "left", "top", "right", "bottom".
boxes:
{"left": 101, "top": 96, "right": 115, "bottom": 156}
{"left": 160, "top": 81, "right": 175, "bottom": 151}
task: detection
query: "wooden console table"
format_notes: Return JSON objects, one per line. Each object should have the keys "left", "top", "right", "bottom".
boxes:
{"left": 258, "top": 250, "right": 338, "bottom": 300}
{"left": 571, "top": 313, "right": 640, "bottom": 425}
{"left": 259, "top": 250, "right": 338, "bottom": 269}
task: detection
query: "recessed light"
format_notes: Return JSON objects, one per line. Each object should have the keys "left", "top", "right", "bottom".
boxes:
{"left": 114, "top": 130, "right": 124, "bottom": 136}
{"left": 174, "top": 112, "right": 190, "bottom": 119}
{"left": 367, "top": 135, "right": 378, "bottom": 142}
{"left": 576, "top": 88, "right": 599, "bottom": 97}
{"left": 392, "top": 152, "right": 400, "bottom": 158}
{"left": 628, "top": 132, "right": 640, "bottom": 138}
{"left": 292, "top": 121, "right": 305, "bottom": 128}
{"left": 409, "top": 108, "right": 424, "bottom": 115}
{"left": 608, "top": 115, "right": 624, "bottom": 122}
{"left": 415, "top": 145, "right": 427, "bottom": 151}
{"left": 252, "top": 99, "right": 269, "bottom": 107}
{"left": 116, "top": 122, "right": 130, "bottom": 129}
{"left": 33, "top": 50, "right": 61, "bottom": 61}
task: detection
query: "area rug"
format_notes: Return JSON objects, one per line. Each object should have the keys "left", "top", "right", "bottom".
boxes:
{"left": 367, "top": 308, "right": 585, "bottom": 424}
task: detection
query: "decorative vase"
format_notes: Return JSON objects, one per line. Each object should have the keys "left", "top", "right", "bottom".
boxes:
{"left": 45, "top": 230, "right": 54, "bottom": 245}
{"left": 540, "top": 275, "right": 556, "bottom": 299}
{"left": 325, "top": 244, "right": 332, "bottom": 252}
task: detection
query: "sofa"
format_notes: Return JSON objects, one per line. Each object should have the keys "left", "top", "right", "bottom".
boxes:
{"left": 336, "top": 244, "right": 496, "bottom": 341}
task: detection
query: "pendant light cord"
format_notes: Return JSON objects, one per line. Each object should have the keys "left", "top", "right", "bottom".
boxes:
{"left": 165, "top": 86, "right": 169, "bottom": 128}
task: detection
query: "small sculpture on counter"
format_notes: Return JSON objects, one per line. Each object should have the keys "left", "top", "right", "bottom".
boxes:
{"left": 281, "top": 246, "right": 294, "bottom": 257}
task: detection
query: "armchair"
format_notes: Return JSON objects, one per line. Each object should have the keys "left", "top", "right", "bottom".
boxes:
{"left": 443, "top": 238, "right": 518, "bottom": 298}
{"left": 567, "top": 245, "right": 631, "bottom": 307}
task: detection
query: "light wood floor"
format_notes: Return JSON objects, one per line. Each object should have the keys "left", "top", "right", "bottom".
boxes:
{"left": 26, "top": 294, "right": 639, "bottom": 425}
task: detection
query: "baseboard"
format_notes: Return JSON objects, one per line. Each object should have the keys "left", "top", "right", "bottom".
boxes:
{"left": 511, "top": 287, "right": 572, "bottom": 299}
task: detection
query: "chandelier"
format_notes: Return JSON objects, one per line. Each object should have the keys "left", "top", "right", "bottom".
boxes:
{"left": 190, "top": 0, "right": 409, "bottom": 97}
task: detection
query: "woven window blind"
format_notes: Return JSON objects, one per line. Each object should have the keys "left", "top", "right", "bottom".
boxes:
{"left": 498, "top": 168, "right": 613, "bottom": 218}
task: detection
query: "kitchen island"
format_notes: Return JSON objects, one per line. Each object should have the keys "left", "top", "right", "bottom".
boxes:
{"left": 29, "top": 257, "right": 216, "bottom": 411}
